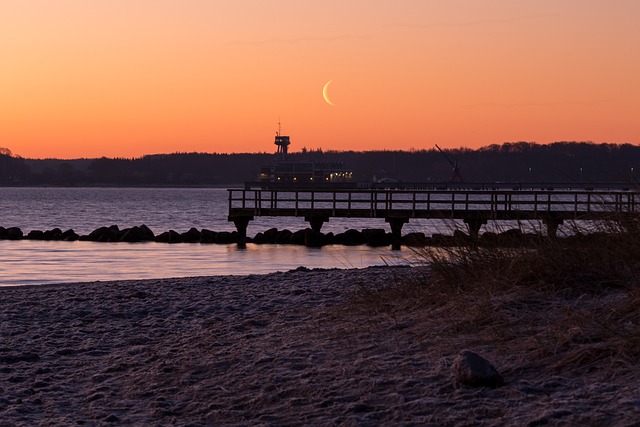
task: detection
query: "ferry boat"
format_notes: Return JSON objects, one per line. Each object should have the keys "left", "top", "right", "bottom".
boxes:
{"left": 246, "top": 129, "right": 354, "bottom": 189}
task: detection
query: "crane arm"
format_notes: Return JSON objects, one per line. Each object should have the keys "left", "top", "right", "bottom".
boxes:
{"left": 435, "top": 144, "right": 456, "bottom": 168}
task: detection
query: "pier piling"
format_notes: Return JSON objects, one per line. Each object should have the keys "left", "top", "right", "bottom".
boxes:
{"left": 230, "top": 216, "right": 253, "bottom": 248}
{"left": 228, "top": 187, "right": 640, "bottom": 249}
{"left": 386, "top": 217, "right": 409, "bottom": 250}
{"left": 464, "top": 217, "right": 488, "bottom": 240}
{"left": 305, "top": 215, "right": 329, "bottom": 232}
{"left": 543, "top": 217, "right": 564, "bottom": 238}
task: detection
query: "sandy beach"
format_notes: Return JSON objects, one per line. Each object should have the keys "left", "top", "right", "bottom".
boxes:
{"left": 1, "top": 266, "right": 639, "bottom": 426}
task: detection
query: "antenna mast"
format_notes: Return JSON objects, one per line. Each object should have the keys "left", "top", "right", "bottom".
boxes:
{"left": 274, "top": 119, "right": 290, "bottom": 159}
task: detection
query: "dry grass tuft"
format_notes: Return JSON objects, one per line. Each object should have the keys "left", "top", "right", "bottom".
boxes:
{"left": 348, "top": 215, "right": 640, "bottom": 381}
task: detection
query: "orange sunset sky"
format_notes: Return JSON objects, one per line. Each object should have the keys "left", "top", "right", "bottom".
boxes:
{"left": 2, "top": 1, "right": 639, "bottom": 159}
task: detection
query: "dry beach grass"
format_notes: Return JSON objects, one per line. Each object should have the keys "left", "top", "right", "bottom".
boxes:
{"left": 2, "top": 219, "right": 640, "bottom": 425}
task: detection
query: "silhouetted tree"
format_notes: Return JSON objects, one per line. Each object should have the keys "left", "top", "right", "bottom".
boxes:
{"left": 10, "top": 142, "right": 640, "bottom": 186}
{"left": 0, "top": 149, "right": 31, "bottom": 184}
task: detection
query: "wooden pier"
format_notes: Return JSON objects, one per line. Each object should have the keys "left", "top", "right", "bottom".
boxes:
{"left": 228, "top": 188, "right": 640, "bottom": 249}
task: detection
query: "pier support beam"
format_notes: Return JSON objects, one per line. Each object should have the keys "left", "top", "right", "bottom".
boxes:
{"left": 385, "top": 217, "right": 409, "bottom": 250}
{"left": 305, "top": 215, "right": 329, "bottom": 232}
{"left": 229, "top": 215, "right": 253, "bottom": 248}
{"left": 542, "top": 217, "right": 563, "bottom": 238}
{"left": 463, "top": 217, "right": 488, "bottom": 240}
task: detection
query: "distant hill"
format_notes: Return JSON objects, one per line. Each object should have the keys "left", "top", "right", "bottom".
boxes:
{"left": 1, "top": 142, "right": 639, "bottom": 186}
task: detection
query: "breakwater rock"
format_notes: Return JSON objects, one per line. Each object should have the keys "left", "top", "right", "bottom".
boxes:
{"left": 0, "top": 224, "right": 590, "bottom": 247}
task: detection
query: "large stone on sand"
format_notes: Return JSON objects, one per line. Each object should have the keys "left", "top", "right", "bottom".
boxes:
{"left": 452, "top": 350, "right": 504, "bottom": 388}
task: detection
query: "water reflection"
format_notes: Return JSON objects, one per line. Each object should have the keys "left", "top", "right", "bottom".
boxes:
{"left": 0, "top": 240, "right": 410, "bottom": 286}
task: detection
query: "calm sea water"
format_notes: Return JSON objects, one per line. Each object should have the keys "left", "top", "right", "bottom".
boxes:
{"left": 1, "top": 187, "right": 439, "bottom": 286}
{"left": 1, "top": 187, "right": 594, "bottom": 286}
{"left": 0, "top": 240, "right": 410, "bottom": 286}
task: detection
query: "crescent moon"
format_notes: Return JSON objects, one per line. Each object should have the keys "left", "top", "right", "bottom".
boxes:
{"left": 322, "top": 80, "right": 335, "bottom": 106}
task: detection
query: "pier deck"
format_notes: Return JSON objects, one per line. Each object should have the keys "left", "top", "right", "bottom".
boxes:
{"left": 228, "top": 188, "right": 640, "bottom": 248}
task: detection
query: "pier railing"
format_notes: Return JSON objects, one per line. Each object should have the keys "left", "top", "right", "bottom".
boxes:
{"left": 229, "top": 188, "right": 640, "bottom": 220}
{"left": 227, "top": 188, "right": 640, "bottom": 248}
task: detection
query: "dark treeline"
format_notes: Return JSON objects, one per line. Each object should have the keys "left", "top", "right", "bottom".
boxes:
{"left": 1, "top": 141, "right": 639, "bottom": 186}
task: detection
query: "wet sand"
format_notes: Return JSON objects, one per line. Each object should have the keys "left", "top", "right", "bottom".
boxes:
{"left": 1, "top": 266, "right": 639, "bottom": 426}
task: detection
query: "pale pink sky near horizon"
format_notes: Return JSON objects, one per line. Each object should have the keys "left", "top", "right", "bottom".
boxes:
{"left": 1, "top": 0, "right": 639, "bottom": 159}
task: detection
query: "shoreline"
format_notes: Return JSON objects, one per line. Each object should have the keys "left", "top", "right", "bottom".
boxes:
{"left": 2, "top": 266, "right": 639, "bottom": 425}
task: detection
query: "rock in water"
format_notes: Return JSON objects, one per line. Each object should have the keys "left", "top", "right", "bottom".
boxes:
{"left": 334, "top": 229, "right": 364, "bottom": 245}
{"left": 214, "top": 231, "right": 233, "bottom": 244}
{"left": 62, "top": 229, "right": 79, "bottom": 241}
{"left": 452, "top": 350, "right": 504, "bottom": 387}
{"left": 155, "top": 230, "right": 182, "bottom": 243}
{"left": 43, "top": 228, "right": 63, "bottom": 240}
{"left": 26, "top": 230, "right": 45, "bottom": 240}
{"left": 200, "top": 228, "right": 216, "bottom": 243}
{"left": 290, "top": 229, "right": 306, "bottom": 245}
{"left": 262, "top": 227, "right": 279, "bottom": 243}
{"left": 181, "top": 227, "right": 201, "bottom": 243}
{"left": 362, "top": 228, "right": 389, "bottom": 247}
{"left": 275, "top": 229, "right": 293, "bottom": 244}
{"left": 120, "top": 226, "right": 149, "bottom": 242}
{"left": 6, "top": 227, "right": 23, "bottom": 240}
{"left": 304, "top": 229, "right": 326, "bottom": 247}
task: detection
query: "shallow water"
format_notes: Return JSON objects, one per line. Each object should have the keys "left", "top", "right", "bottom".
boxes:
{"left": 0, "top": 187, "right": 437, "bottom": 285}
{"left": 0, "top": 186, "right": 578, "bottom": 286}
{"left": 0, "top": 240, "right": 412, "bottom": 286}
